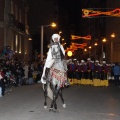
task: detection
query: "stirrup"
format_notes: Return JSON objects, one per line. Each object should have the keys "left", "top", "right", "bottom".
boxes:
{"left": 43, "top": 76, "right": 46, "bottom": 80}
{"left": 41, "top": 79, "right": 46, "bottom": 84}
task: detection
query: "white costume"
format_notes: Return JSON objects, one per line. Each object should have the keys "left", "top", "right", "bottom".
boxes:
{"left": 41, "top": 34, "right": 65, "bottom": 84}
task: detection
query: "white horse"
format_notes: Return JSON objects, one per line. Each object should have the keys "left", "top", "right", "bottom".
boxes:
{"left": 42, "top": 43, "right": 68, "bottom": 112}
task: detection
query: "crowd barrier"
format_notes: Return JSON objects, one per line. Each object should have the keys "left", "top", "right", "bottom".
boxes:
{"left": 68, "top": 78, "right": 109, "bottom": 87}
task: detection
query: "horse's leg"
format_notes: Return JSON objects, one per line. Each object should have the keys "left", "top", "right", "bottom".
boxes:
{"left": 53, "top": 88, "right": 59, "bottom": 111}
{"left": 49, "top": 85, "right": 59, "bottom": 112}
{"left": 43, "top": 84, "right": 47, "bottom": 109}
{"left": 59, "top": 88, "right": 66, "bottom": 108}
{"left": 49, "top": 84, "right": 55, "bottom": 111}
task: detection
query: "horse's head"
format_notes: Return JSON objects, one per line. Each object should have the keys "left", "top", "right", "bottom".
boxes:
{"left": 51, "top": 43, "right": 61, "bottom": 59}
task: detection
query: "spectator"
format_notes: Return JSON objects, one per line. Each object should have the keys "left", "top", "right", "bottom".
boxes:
{"left": 28, "top": 66, "right": 33, "bottom": 85}
{"left": 23, "top": 63, "right": 29, "bottom": 84}
{"left": 113, "top": 62, "right": 120, "bottom": 87}
{"left": 0, "top": 68, "right": 5, "bottom": 96}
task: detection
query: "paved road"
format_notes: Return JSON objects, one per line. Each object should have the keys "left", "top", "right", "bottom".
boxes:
{"left": 0, "top": 82, "right": 120, "bottom": 120}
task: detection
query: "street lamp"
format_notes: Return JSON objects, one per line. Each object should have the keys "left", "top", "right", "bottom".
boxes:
{"left": 101, "top": 38, "right": 106, "bottom": 62}
{"left": 111, "top": 33, "right": 115, "bottom": 38}
{"left": 88, "top": 46, "right": 92, "bottom": 57}
{"left": 40, "top": 22, "right": 56, "bottom": 61}
{"left": 59, "top": 31, "right": 62, "bottom": 35}
{"left": 94, "top": 42, "right": 98, "bottom": 60}
{"left": 110, "top": 33, "right": 115, "bottom": 63}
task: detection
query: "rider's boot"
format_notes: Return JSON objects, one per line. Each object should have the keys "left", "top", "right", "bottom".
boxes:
{"left": 42, "top": 68, "right": 50, "bottom": 83}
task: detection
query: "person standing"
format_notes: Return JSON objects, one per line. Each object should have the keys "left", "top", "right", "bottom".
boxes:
{"left": 113, "top": 62, "right": 120, "bottom": 87}
{"left": 23, "top": 63, "right": 29, "bottom": 84}
{"left": 86, "top": 58, "right": 94, "bottom": 85}
{"left": 80, "top": 60, "right": 87, "bottom": 85}
{"left": 0, "top": 68, "right": 5, "bottom": 96}
{"left": 28, "top": 65, "right": 34, "bottom": 85}
{"left": 93, "top": 60, "right": 101, "bottom": 87}
{"left": 100, "top": 61, "right": 109, "bottom": 87}
{"left": 0, "top": 72, "right": 3, "bottom": 97}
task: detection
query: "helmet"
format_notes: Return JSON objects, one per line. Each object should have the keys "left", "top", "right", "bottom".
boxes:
{"left": 102, "top": 61, "right": 106, "bottom": 64}
{"left": 95, "top": 60, "right": 99, "bottom": 63}
{"left": 81, "top": 60, "right": 85, "bottom": 63}
{"left": 52, "top": 34, "right": 61, "bottom": 42}
{"left": 87, "top": 58, "right": 91, "bottom": 61}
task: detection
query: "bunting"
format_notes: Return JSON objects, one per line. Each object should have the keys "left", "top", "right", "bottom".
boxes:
{"left": 82, "top": 8, "right": 120, "bottom": 18}
{"left": 71, "top": 35, "right": 91, "bottom": 40}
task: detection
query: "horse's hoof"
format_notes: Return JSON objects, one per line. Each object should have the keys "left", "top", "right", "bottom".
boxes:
{"left": 63, "top": 104, "right": 66, "bottom": 108}
{"left": 49, "top": 108, "right": 59, "bottom": 113}
{"left": 49, "top": 108, "right": 54, "bottom": 112}
{"left": 44, "top": 106, "right": 47, "bottom": 109}
{"left": 54, "top": 109, "right": 59, "bottom": 113}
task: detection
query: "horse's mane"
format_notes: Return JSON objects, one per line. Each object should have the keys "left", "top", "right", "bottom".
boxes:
{"left": 50, "top": 42, "right": 65, "bottom": 61}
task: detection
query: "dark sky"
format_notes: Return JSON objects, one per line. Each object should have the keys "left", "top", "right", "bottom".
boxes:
{"left": 28, "top": 0, "right": 55, "bottom": 35}
{"left": 27, "top": 0, "right": 81, "bottom": 50}
{"left": 28, "top": 0, "right": 57, "bottom": 54}
{"left": 28, "top": 0, "right": 106, "bottom": 35}
{"left": 27, "top": 0, "right": 106, "bottom": 54}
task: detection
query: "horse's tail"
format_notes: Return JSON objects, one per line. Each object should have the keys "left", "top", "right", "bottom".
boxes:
{"left": 42, "top": 83, "right": 53, "bottom": 100}
{"left": 47, "top": 83, "right": 53, "bottom": 100}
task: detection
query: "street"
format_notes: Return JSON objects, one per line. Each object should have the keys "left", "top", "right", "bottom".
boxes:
{"left": 0, "top": 82, "right": 120, "bottom": 120}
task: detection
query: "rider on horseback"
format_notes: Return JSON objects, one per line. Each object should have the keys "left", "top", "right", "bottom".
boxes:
{"left": 41, "top": 33, "right": 65, "bottom": 84}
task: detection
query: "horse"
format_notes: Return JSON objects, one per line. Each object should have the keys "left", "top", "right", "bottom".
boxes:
{"left": 42, "top": 43, "right": 69, "bottom": 112}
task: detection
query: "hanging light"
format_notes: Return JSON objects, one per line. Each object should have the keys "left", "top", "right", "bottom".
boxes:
{"left": 88, "top": 46, "right": 92, "bottom": 49}
{"left": 67, "top": 51, "right": 72, "bottom": 57}
{"left": 102, "top": 38, "right": 106, "bottom": 42}
{"left": 84, "top": 48, "right": 87, "bottom": 51}
{"left": 94, "top": 42, "right": 98, "bottom": 46}
{"left": 111, "top": 33, "right": 115, "bottom": 38}
{"left": 50, "top": 22, "right": 57, "bottom": 27}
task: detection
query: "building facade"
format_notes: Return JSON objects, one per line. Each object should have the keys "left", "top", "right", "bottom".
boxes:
{"left": 106, "top": 0, "right": 120, "bottom": 63}
{"left": 0, "top": 0, "right": 32, "bottom": 61}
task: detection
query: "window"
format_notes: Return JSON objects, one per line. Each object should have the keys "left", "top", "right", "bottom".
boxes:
{"left": 15, "top": 4, "right": 18, "bottom": 20}
{"left": 11, "top": 0, "right": 14, "bottom": 14}
{"left": 19, "top": 35, "right": 22, "bottom": 54}
{"left": 15, "top": 34, "right": 18, "bottom": 53}
{"left": 19, "top": 8, "right": 22, "bottom": 22}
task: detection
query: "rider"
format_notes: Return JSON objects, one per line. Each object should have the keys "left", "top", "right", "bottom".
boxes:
{"left": 41, "top": 33, "right": 65, "bottom": 84}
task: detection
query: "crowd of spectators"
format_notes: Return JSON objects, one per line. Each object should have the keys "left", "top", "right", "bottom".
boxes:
{"left": 0, "top": 58, "right": 45, "bottom": 97}
{"left": 1, "top": 57, "right": 120, "bottom": 97}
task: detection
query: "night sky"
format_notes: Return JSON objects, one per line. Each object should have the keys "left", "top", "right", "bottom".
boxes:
{"left": 28, "top": 0, "right": 56, "bottom": 54}
{"left": 28, "top": 0, "right": 86, "bottom": 36}
{"left": 28, "top": 0, "right": 104, "bottom": 35}
{"left": 28, "top": 0, "right": 82, "bottom": 52}
{"left": 28, "top": 0, "right": 55, "bottom": 35}
{"left": 28, "top": 0, "right": 106, "bottom": 56}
